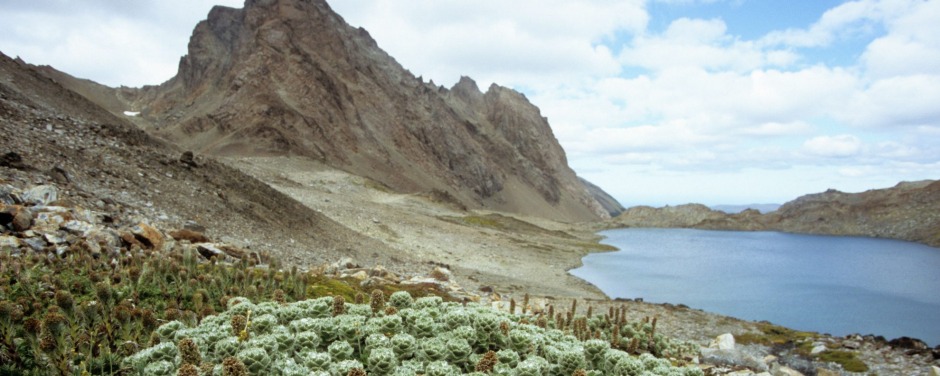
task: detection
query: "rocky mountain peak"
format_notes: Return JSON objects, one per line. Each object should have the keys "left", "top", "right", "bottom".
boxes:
{"left": 92, "top": 0, "right": 614, "bottom": 221}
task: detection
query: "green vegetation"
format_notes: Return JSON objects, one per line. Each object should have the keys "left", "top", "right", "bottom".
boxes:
{"left": 458, "top": 215, "right": 506, "bottom": 230}
{"left": 816, "top": 350, "right": 869, "bottom": 373}
{"left": 0, "top": 247, "right": 451, "bottom": 375}
{"left": 737, "top": 322, "right": 868, "bottom": 372}
{"left": 0, "top": 240, "right": 703, "bottom": 375}
{"left": 124, "top": 292, "right": 702, "bottom": 376}
{"left": 735, "top": 322, "right": 815, "bottom": 346}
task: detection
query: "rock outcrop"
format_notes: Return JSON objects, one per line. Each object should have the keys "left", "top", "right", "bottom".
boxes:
{"left": 608, "top": 180, "right": 940, "bottom": 247}
{"left": 60, "top": 0, "right": 611, "bottom": 222}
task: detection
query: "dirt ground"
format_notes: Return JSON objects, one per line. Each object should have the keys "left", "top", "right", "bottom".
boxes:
{"left": 227, "top": 156, "right": 612, "bottom": 300}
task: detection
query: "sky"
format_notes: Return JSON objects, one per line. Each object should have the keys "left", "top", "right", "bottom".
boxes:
{"left": 1, "top": 0, "right": 938, "bottom": 207}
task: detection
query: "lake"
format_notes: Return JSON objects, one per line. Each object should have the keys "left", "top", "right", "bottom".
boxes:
{"left": 569, "top": 228, "right": 940, "bottom": 346}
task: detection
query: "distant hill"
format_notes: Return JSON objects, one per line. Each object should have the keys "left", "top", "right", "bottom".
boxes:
{"left": 711, "top": 204, "right": 780, "bottom": 214}
{"left": 610, "top": 181, "right": 940, "bottom": 247}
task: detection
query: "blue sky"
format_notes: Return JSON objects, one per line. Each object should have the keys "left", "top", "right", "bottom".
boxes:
{"left": 1, "top": 0, "right": 938, "bottom": 207}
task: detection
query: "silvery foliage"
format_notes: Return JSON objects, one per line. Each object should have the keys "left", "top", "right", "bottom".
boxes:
{"left": 124, "top": 292, "right": 701, "bottom": 376}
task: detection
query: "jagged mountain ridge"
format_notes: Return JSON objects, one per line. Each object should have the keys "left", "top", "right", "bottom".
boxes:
{"left": 96, "top": 0, "right": 610, "bottom": 222}
{"left": 609, "top": 180, "right": 940, "bottom": 247}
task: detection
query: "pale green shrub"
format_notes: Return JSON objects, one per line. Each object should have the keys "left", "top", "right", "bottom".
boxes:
{"left": 125, "top": 292, "right": 700, "bottom": 376}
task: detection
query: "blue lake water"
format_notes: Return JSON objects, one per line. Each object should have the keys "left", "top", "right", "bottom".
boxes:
{"left": 569, "top": 228, "right": 940, "bottom": 346}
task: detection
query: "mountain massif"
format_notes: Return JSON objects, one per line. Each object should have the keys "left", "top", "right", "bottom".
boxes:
{"left": 610, "top": 180, "right": 940, "bottom": 247}
{"left": 44, "top": 0, "right": 611, "bottom": 222}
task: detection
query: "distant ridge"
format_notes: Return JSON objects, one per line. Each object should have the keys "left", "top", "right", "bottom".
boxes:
{"left": 610, "top": 180, "right": 940, "bottom": 247}
{"left": 710, "top": 204, "right": 780, "bottom": 214}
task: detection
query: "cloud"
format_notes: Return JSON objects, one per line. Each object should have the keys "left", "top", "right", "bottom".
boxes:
{"left": 802, "top": 135, "right": 863, "bottom": 158}
{"left": 331, "top": 0, "right": 647, "bottom": 88}
{"left": 0, "top": 0, "right": 243, "bottom": 87}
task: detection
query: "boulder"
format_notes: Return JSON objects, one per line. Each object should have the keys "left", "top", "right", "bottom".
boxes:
{"left": 44, "top": 233, "right": 67, "bottom": 245}
{"left": 131, "top": 222, "right": 165, "bottom": 250}
{"left": 179, "top": 151, "right": 198, "bottom": 167}
{"left": 0, "top": 151, "right": 26, "bottom": 169}
{"left": 196, "top": 243, "right": 227, "bottom": 261}
{"left": 430, "top": 266, "right": 452, "bottom": 282}
{"left": 929, "top": 365, "right": 940, "bottom": 376}
{"left": 22, "top": 185, "right": 58, "bottom": 205}
{"left": 62, "top": 220, "right": 95, "bottom": 237}
{"left": 0, "top": 235, "right": 20, "bottom": 250}
{"left": 887, "top": 336, "right": 927, "bottom": 351}
{"left": 10, "top": 206, "right": 32, "bottom": 231}
{"left": 841, "top": 340, "right": 861, "bottom": 349}
{"left": 22, "top": 237, "right": 46, "bottom": 251}
{"left": 169, "top": 229, "right": 210, "bottom": 243}
{"left": 32, "top": 212, "right": 65, "bottom": 232}
{"left": 770, "top": 363, "right": 805, "bottom": 376}
{"left": 711, "top": 333, "right": 736, "bottom": 350}
{"left": 87, "top": 229, "right": 121, "bottom": 254}
{"left": 183, "top": 220, "right": 207, "bottom": 233}
{"left": 810, "top": 345, "right": 828, "bottom": 355}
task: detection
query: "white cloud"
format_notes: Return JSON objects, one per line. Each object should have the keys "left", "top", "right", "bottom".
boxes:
{"left": 802, "top": 135, "right": 863, "bottom": 158}
{"left": 331, "top": 0, "right": 647, "bottom": 89}
{"left": 0, "top": 0, "right": 243, "bottom": 87}
{"left": 840, "top": 74, "right": 940, "bottom": 128}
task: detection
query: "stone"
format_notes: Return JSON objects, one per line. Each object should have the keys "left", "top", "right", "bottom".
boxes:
{"left": 23, "top": 237, "right": 46, "bottom": 251}
{"left": 131, "top": 222, "right": 165, "bottom": 250}
{"left": 11, "top": 208, "right": 32, "bottom": 231}
{"left": 810, "top": 345, "right": 828, "bottom": 355}
{"left": 841, "top": 340, "right": 861, "bottom": 349}
{"left": 770, "top": 363, "right": 805, "bottom": 376}
{"left": 349, "top": 270, "right": 369, "bottom": 281}
{"left": 180, "top": 151, "right": 198, "bottom": 167}
{"left": 87, "top": 229, "right": 121, "bottom": 253}
{"left": 44, "top": 233, "right": 67, "bottom": 245}
{"left": 762, "top": 355, "right": 778, "bottom": 365}
{"left": 32, "top": 212, "right": 65, "bottom": 232}
{"left": 62, "top": 220, "right": 95, "bottom": 237}
{"left": 196, "top": 243, "right": 227, "bottom": 261}
{"left": 888, "top": 336, "right": 928, "bottom": 351}
{"left": 712, "top": 333, "right": 736, "bottom": 350}
{"left": 0, "top": 185, "right": 16, "bottom": 204}
{"left": 183, "top": 220, "right": 207, "bottom": 233}
{"left": 360, "top": 276, "right": 393, "bottom": 288}
{"left": 815, "top": 368, "right": 840, "bottom": 376}
{"left": 22, "top": 185, "right": 58, "bottom": 205}
{"left": 929, "top": 365, "right": 940, "bottom": 376}
{"left": 0, "top": 151, "right": 27, "bottom": 169}
{"left": 0, "top": 236, "right": 21, "bottom": 250}
{"left": 49, "top": 166, "right": 71, "bottom": 184}
{"left": 1, "top": 205, "right": 32, "bottom": 232}
{"left": 430, "top": 266, "right": 452, "bottom": 282}
{"left": 169, "top": 229, "right": 210, "bottom": 243}
{"left": 332, "top": 258, "right": 357, "bottom": 271}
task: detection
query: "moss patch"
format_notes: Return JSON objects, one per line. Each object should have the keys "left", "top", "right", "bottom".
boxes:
{"left": 817, "top": 350, "right": 869, "bottom": 372}
{"left": 736, "top": 322, "right": 816, "bottom": 346}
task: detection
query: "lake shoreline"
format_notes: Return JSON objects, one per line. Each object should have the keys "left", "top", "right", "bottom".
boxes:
{"left": 570, "top": 227, "right": 940, "bottom": 347}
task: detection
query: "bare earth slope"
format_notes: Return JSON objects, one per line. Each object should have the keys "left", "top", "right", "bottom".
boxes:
{"left": 608, "top": 180, "right": 940, "bottom": 247}
{"left": 79, "top": 0, "right": 609, "bottom": 222}
{"left": 0, "top": 51, "right": 395, "bottom": 268}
